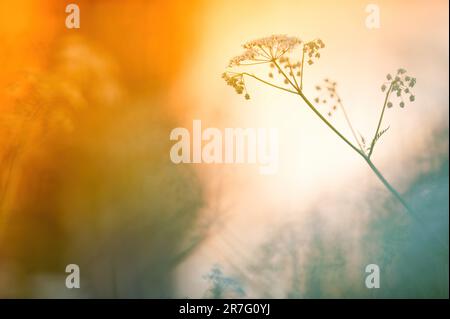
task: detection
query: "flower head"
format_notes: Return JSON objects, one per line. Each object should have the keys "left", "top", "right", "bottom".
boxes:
{"left": 382, "top": 68, "right": 416, "bottom": 108}
{"left": 224, "top": 35, "right": 326, "bottom": 99}
{"left": 303, "top": 39, "right": 325, "bottom": 65}
{"left": 314, "top": 78, "right": 340, "bottom": 116}
{"left": 228, "top": 35, "right": 302, "bottom": 67}
{"left": 228, "top": 48, "right": 259, "bottom": 67}
{"left": 222, "top": 72, "right": 250, "bottom": 99}
{"left": 243, "top": 34, "right": 302, "bottom": 50}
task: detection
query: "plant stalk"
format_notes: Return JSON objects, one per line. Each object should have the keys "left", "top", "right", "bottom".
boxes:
{"left": 298, "top": 88, "right": 414, "bottom": 214}
{"left": 368, "top": 82, "right": 394, "bottom": 158}
{"left": 264, "top": 60, "right": 414, "bottom": 216}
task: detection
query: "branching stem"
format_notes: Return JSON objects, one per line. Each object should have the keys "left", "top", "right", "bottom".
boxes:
{"left": 368, "top": 82, "right": 394, "bottom": 158}
{"left": 269, "top": 61, "right": 415, "bottom": 216}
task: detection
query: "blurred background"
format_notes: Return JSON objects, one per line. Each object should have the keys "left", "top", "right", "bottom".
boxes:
{"left": 0, "top": 0, "right": 448, "bottom": 298}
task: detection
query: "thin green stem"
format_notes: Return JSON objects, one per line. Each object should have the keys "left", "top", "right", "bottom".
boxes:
{"left": 275, "top": 67, "right": 413, "bottom": 215}
{"left": 364, "top": 157, "right": 413, "bottom": 212}
{"left": 273, "top": 60, "right": 299, "bottom": 91}
{"left": 368, "top": 82, "right": 394, "bottom": 158}
{"left": 335, "top": 92, "right": 365, "bottom": 153}
{"left": 273, "top": 59, "right": 364, "bottom": 157}
{"left": 298, "top": 88, "right": 416, "bottom": 214}
{"left": 300, "top": 49, "right": 305, "bottom": 90}
{"left": 239, "top": 61, "right": 270, "bottom": 66}
{"left": 258, "top": 45, "right": 272, "bottom": 60}
{"left": 241, "top": 72, "right": 299, "bottom": 95}
{"left": 298, "top": 91, "right": 365, "bottom": 157}
{"left": 299, "top": 89, "right": 418, "bottom": 216}
{"left": 241, "top": 59, "right": 411, "bottom": 216}
{"left": 236, "top": 62, "right": 445, "bottom": 249}
{"left": 289, "top": 64, "right": 300, "bottom": 90}
{"left": 275, "top": 47, "right": 290, "bottom": 59}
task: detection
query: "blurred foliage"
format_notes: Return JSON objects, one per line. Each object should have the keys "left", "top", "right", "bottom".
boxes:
{"left": 0, "top": 0, "right": 204, "bottom": 298}
{"left": 203, "top": 264, "right": 245, "bottom": 298}
{"left": 204, "top": 131, "right": 448, "bottom": 298}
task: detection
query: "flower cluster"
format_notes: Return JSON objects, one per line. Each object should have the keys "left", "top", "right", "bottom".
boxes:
{"left": 265, "top": 56, "right": 303, "bottom": 85}
{"left": 314, "top": 79, "right": 340, "bottom": 117}
{"left": 243, "top": 35, "right": 302, "bottom": 52}
{"left": 228, "top": 48, "right": 258, "bottom": 67}
{"left": 228, "top": 35, "right": 301, "bottom": 67}
{"left": 381, "top": 68, "right": 416, "bottom": 108}
{"left": 303, "top": 39, "right": 325, "bottom": 65}
{"left": 224, "top": 35, "right": 326, "bottom": 99}
{"left": 222, "top": 72, "right": 250, "bottom": 99}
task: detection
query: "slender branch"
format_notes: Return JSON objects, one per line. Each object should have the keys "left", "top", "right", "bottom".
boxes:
{"left": 364, "top": 157, "right": 447, "bottom": 249}
{"left": 272, "top": 60, "right": 299, "bottom": 91}
{"left": 335, "top": 92, "right": 365, "bottom": 153}
{"left": 272, "top": 60, "right": 363, "bottom": 156}
{"left": 368, "top": 82, "right": 394, "bottom": 158}
{"left": 275, "top": 47, "right": 290, "bottom": 59}
{"left": 241, "top": 72, "right": 299, "bottom": 95}
{"left": 298, "top": 90, "right": 419, "bottom": 217}
{"left": 298, "top": 92, "right": 365, "bottom": 157}
{"left": 258, "top": 45, "right": 272, "bottom": 60}
{"left": 289, "top": 64, "right": 300, "bottom": 90}
{"left": 300, "top": 49, "right": 305, "bottom": 90}
{"left": 234, "top": 59, "right": 417, "bottom": 221}
{"left": 238, "top": 61, "right": 270, "bottom": 66}
{"left": 364, "top": 157, "right": 412, "bottom": 213}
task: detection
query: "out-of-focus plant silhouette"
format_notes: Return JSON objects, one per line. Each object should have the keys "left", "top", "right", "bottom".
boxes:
{"left": 0, "top": 0, "right": 206, "bottom": 298}
{"left": 203, "top": 264, "right": 245, "bottom": 298}
{"left": 208, "top": 153, "right": 448, "bottom": 298}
